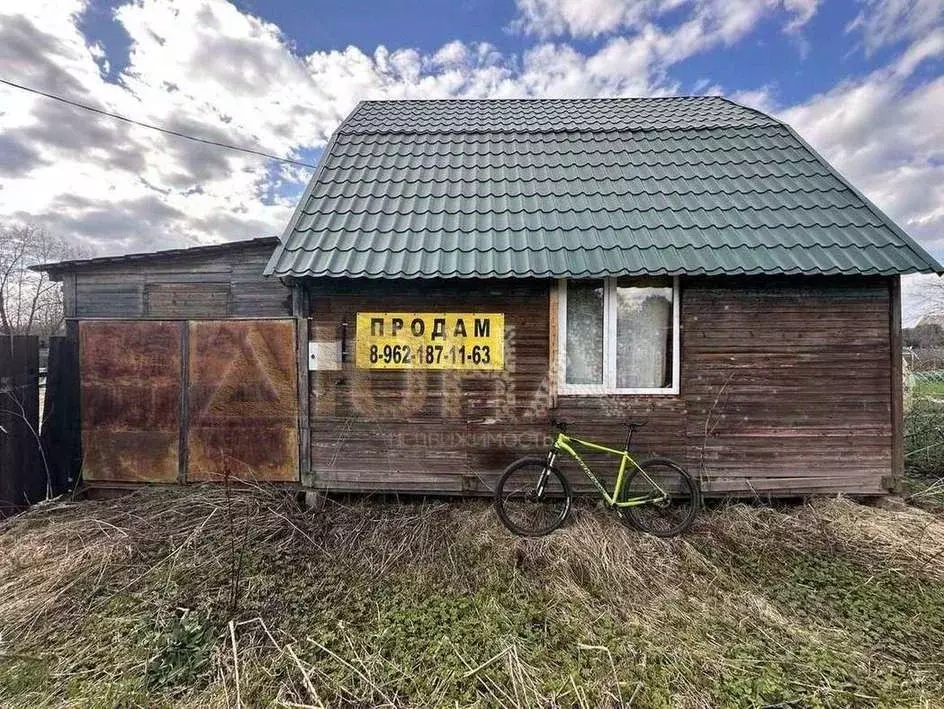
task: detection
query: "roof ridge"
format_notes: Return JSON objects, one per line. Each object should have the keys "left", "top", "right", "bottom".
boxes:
{"left": 716, "top": 96, "right": 779, "bottom": 125}
{"left": 358, "top": 96, "right": 726, "bottom": 103}
{"left": 275, "top": 242, "right": 918, "bottom": 256}
{"left": 339, "top": 125, "right": 776, "bottom": 135}
{"left": 341, "top": 96, "right": 777, "bottom": 134}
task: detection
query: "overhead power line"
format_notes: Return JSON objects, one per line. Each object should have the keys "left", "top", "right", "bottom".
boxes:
{"left": 0, "top": 77, "right": 318, "bottom": 169}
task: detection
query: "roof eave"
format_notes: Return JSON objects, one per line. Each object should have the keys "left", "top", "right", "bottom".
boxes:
{"left": 266, "top": 264, "right": 936, "bottom": 279}
{"left": 31, "top": 236, "right": 281, "bottom": 276}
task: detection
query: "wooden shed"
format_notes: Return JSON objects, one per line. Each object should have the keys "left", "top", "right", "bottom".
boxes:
{"left": 39, "top": 97, "right": 943, "bottom": 497}
{"left": 38, "top": 237, "right": 300, "bottom": 485}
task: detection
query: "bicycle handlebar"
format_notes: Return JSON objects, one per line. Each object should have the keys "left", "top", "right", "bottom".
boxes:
{"left": 549, "top": 417, "right": 569, "bottom": 432}
{"left": 551, "top": 417, "right": 649, "bottom": 433}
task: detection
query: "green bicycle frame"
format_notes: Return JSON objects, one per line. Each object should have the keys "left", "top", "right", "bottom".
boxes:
{"left": 546, "top": 432, "right": 667, "bottom": 508}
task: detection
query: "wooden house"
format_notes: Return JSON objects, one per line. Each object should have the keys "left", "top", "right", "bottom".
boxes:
{"left": 38, "top": 98, "right": 943, "bottom": 496}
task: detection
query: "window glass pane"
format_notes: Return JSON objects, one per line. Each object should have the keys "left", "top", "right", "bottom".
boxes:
{"left": 565, "top": 280, "right": 604, "bottom": 385}
{"left": 615, "top": 277, "right": 673, "bottom": 389}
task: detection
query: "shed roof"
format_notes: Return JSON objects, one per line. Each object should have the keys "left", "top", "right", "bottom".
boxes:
{"left": 265, "top": 97, "right": 942, "bottom": 279}
{"left": 34, "top": 236, "right": 279, "bottom": 280}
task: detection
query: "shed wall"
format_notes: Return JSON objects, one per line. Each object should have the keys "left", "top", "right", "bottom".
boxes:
{"left": 683, "top": 277, "right": 892, "bottom": 494}
{"left": 307, "top": 276, "right": 895, "bottom": 496}
{"left": 67, "top": 243, "right": 290, "bottom": 319}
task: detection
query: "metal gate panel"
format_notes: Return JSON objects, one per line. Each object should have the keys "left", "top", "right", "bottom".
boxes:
{"left": 186, "top": 320, "right": 298, "bottom": 482}
{"left": 79, "top": 321, "right": 181, "bottom": 482}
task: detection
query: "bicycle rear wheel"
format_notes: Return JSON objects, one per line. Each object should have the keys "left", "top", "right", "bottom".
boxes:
{"left": 494, "top": 457, "right": 572, "bottom": 537}
{"left": 618, "top": 457, "right": 697, "bottom": 537}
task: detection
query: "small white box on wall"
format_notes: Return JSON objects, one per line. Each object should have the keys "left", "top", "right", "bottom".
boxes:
{"left": 309, "top": 341, "right": 341, "bottom": 371}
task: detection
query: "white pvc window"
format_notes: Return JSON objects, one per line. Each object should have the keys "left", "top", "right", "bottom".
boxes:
{"left": 558, "top": 277, "right": 680, "bottom": 395}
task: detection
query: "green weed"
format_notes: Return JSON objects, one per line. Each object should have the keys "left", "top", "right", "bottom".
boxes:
{"left": 1, "top": 489, "right": 943, "bottom": 707}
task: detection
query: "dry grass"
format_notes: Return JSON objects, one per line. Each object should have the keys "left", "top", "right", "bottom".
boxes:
{"left": 1, "top": 487, "right": 943, "bottom": 707}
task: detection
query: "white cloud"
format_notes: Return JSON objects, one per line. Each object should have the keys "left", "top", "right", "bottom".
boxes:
{"left": 777, "top": 40, "right": 943, "bottom": 253}
{"left": 0, "top": 0, "right": 939, "bottom": 286}
{"left": 511, "top": 0, "right": 661, "bottom": 38}
{"left": 510, "top": 0, "right": 819, "bottom": 39}
{"left": 507, "top": 0, "right": 823, "bottom": 103}
{"left": 892, "top": 28, "right": 944, "bottom": 77}
{"left": 510, "top": 38, "right": 671, "bottom": 98}
{"left": 431, "top": 40, "right": 471, "bottom": 68}
{"left": 729, "top": 32, "right": 944, "bottom": 321}
{"left": 729, "top": 86, "right": 778, "bottom": 113}
{"left": 782, "top": 0, "right": 819, "bottom": 32}
{"left": 846, "top": 0, "right": 943, "bottom": 54}
{"left": 509, "top": 1, "right": 815, "bottom": 100}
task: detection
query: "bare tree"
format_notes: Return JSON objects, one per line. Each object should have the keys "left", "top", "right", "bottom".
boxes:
{"left": 928, "top": 279, "right": 944, "bottom": 318}
{"left": 903, "top": 273, "right": 944, "bottom": 327}
{"left": 0, "top": 222, "right": 91, "bottom": 339}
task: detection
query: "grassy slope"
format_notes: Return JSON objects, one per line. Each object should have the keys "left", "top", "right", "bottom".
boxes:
{"left": 1, "top": 489, "right": 944, "bottom": 708}
{"left": 915, "top": 379, "right": 944, "bottom": 397}
{"left": 905, "top": 384, "right": 944, "bottom": 484}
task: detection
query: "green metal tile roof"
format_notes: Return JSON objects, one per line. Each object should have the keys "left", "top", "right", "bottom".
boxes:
{"left": 265, "top": 97, "right": 942, "bottom": 279}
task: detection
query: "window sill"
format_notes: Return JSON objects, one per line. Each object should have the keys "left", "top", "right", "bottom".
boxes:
{"left": 558, "top": 386, "right": 679, "bottom": 396}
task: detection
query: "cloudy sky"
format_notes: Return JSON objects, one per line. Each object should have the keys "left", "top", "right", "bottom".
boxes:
{"left": 0, "top": 0, "right": 942, "bottom": 314}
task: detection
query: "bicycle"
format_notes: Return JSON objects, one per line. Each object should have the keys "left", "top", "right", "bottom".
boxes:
{"left": 494, "top": 418, "right": 698, "bottom": 537}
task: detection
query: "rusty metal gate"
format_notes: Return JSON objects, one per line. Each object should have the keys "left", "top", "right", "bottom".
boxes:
{"left": 79, "top": 319, "right": 298, "bottom": 483}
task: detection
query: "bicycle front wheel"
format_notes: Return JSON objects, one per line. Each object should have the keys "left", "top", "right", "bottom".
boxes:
{"left": 619, "top": 457, "right": 697, "bottom": 537}
{"left": 494, "top": 457, "right": 572, "bottom": 537}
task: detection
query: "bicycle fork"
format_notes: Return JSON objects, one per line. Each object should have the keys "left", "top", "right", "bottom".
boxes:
{"left": 536, "top": 447, "right": 558, "bottom": 498}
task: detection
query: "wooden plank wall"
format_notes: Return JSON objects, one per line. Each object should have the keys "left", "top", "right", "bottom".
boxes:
{"left": 69, "top": 243, "right": 290, "bottom": 319}
{"left": 145, "top": 283, "right": 230, "bottom": 318}
{"left": 683, "top": 277, "right": 891, "bottom": 495}
{"left": 308, "top": 280, "right": 553, "bottom": 494}
{"left": 307, "top": 276, "right": 895, "bottom": 497}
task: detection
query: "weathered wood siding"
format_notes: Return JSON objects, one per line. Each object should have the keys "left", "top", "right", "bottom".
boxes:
{"left": 307, "top": 276, "right": 896, "bottom": 496}
{"left": 683, "top": 277, "right": 892, "bottom": 495}
{"left": 308, "top": 280, "right": 553, "bottom": 493}
{"left": 67, "top": 242, "right": 290, "bottom": 319}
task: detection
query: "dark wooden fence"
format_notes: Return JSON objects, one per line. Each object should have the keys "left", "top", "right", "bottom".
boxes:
{"left": 0, "top": 335, "right": 43, "bottom": 514}
{"left": 41, "top": 332, "right": 81, "bottom": 495}
{"left": 0, "top": 333, "right": 80, "bottom": 515}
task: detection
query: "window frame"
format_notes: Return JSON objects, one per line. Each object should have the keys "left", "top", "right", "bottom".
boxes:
{"left": 557, "top": 276, "right": 680, "bottom": 396}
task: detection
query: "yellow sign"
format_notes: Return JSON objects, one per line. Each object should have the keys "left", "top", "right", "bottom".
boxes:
{"left": 356, "top": 312, "right": 504, "bottom": 370}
